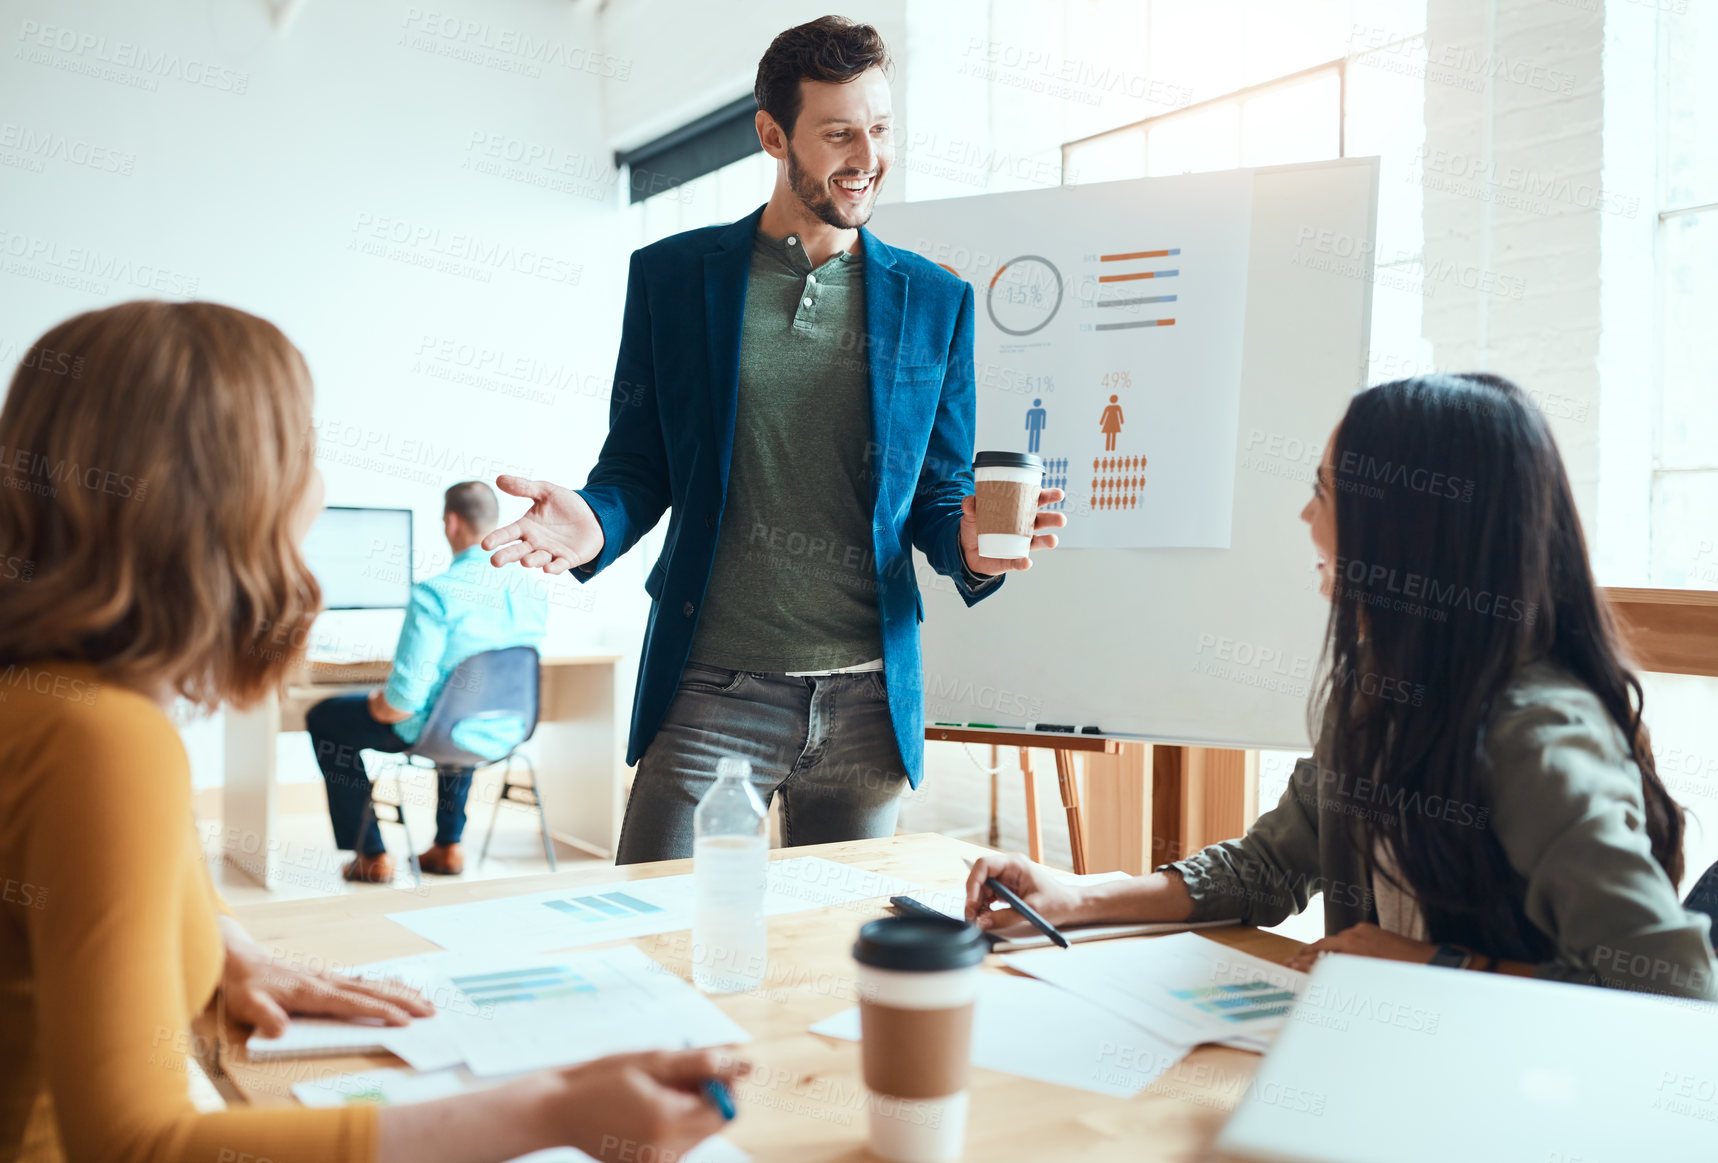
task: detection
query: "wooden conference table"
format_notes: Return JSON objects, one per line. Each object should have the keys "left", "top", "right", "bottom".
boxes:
{"left": 217, "top": 832, "right": 1301, "bottom": 1162}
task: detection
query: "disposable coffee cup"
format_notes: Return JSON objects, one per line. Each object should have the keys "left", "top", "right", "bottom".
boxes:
{"left": 852, "top": 915, "right": 989, "bottom": 1163}
{"left": 972, "top": 451, "right": 1045, "bottom": 560}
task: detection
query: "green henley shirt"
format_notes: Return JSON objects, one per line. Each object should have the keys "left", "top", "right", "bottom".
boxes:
{"left": 687, "top": 227, "right": 883, "bottom": 672}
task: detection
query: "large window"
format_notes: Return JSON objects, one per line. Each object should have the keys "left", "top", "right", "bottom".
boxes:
{"left": 1653, "top": 4, "right": 1718, "bottom": 590}
{"left": 1060, "top": 8, "right": 1433, "bottom": 389}
{"left": 1643, "top": 2, "right": 1718, "bottom": 892}
{"left": 1062, "top": 62, "right": 1344, "bottom": 182}
{"left": 630, "top": 149, "right": 774, "bottom": 249}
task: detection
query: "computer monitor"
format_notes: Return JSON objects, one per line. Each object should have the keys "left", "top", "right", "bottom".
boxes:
{"left": 301, "top": 506, "right": 414, "bottom": 610}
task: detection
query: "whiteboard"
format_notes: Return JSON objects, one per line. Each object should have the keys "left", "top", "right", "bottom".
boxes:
{"left": 874, "top": 157, "right": 1379, "bottom": 751}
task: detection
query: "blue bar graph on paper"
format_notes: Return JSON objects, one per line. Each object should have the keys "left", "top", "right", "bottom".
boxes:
{"left": 600, "top": 892, "right": 663, "bottom": 914}
{"left": 543, "top": 898, "right": 604, "bottom": 921}
{"left": 542, "top": 889, "right": 665, "bottom": 922}
{"left": 1171, "top": 979, "right": 1295, "bottom": 1022}
{"left": 452, "top": 964, "right": 595, "bottom": 1006}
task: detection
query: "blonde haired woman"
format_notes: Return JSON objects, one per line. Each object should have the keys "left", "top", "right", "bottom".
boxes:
{"left": 0, "top": 301, "right": 744, "bottom": 1162}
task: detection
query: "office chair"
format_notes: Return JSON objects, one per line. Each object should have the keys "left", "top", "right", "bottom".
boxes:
{"left": 362, "top": 645, "right": 553, "bottom": 887}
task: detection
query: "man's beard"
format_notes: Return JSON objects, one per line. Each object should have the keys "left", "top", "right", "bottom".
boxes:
{"left": 786, "top": 142, "right": 880, "bottom": 230}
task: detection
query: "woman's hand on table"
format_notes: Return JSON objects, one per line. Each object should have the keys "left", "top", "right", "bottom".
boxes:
{"left": 217, "top": 916, "right": 434, "bottom": 1037}
{"left": 963, "top": 853, "right": 1089, "bottom": 936}
{"left": 1283, "top": 922, "right": 1438, "bottom": 973}
{"left": 550, "top": 1048, "right": 750, "bottom": 1162}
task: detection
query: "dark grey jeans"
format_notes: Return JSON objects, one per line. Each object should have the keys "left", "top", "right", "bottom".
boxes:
{"left": 614, "top": 661, "right": 910, "bottom": 864}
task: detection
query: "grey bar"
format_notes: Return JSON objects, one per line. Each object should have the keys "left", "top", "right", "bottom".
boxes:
{"left": 1098, "top": 294, "right": 1178, "bottom": 308}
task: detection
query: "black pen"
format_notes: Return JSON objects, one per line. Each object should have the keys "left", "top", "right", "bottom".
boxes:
{"left": 964, "top": 858, "right": 1070, "bottom": 949}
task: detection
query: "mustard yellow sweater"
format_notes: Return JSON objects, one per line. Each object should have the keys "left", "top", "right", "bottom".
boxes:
{"left": 0, "top": 662, "right": 376, "bottom": 1162}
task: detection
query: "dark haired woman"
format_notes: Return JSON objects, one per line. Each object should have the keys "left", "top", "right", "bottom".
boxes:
{"left": 967, "top": 373, "right": 1717, "bottom": 998}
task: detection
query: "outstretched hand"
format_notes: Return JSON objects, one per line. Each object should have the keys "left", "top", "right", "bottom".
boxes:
{"left": 959, "top": 488, "right": 1066, "bottom": 576}
{"left": 481, "top": 475, "right": 606, "bottom": 575}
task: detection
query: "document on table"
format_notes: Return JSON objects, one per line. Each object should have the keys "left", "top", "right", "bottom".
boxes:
{"left": 387, "top": 856, "right": 917, "bottom": 953}
{"left": 810, "top": 972, "right": 1187, "bottom": 1098}
{"left": 295, "top": 1068, "right": 751, "bottom": 1163}
{"left": 1003, "top": 932, "right": 1307, "bottom": 1047}
{"left": 506, "top": 1142, "right": 748, "bottom": 1163}
{"left": 249, "top": 1018, "right": 394, "bottom": 1060}
{"left": 294, "top": 1067, "right": 468, "bottom": 1106}
{"left": 248, "top": 1013, "right": 464, "bottom": 1070}
{"left": 250, "top": 945, "right": 750, "bottom": 1077}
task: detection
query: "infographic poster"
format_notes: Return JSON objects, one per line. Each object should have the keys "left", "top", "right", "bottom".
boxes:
{"left": 872, "top": 170, "right": 1253, "bottom": 548}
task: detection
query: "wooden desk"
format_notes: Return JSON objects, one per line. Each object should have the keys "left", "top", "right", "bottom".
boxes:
{"left": 221, "top": 653, "right": 627, "bottom": 885}
{"left": 1605, "top": 587, "right": 1718, "bottom": 677}
{"left": 219, "top": 833, "right": 1301, "bottom": 1162}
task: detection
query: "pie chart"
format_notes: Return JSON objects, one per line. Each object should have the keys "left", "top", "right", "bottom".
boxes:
{"left": 986, "top": 254, "right": 1063, "bottom": 337}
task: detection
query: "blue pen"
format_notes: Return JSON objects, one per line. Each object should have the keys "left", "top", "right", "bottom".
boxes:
{"left": 701, "top": 1077, "right": 736, "bottom": 1121}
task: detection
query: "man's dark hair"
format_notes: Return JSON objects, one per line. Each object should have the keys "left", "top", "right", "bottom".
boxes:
{"left": 754, "top": 16, "right": 891, "bottom": 140}
{"left": 444, "top": 480, "right": 498, "bottom": 534}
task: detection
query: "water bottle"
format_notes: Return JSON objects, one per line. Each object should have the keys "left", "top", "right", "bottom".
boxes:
{"left": 692, "top": 756, "right": 769, "bottom": 994}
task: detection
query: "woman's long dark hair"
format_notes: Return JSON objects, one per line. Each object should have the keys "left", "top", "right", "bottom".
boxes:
{"left": 1315, "top": 373, "right": 1682, "bottom": 959}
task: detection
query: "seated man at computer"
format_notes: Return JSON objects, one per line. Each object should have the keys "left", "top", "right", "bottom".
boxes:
{"left": 308, "top": 481, "right": 548, "bottom": 882}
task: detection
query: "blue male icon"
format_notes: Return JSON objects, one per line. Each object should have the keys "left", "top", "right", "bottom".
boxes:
{"left": 1025, "top": 398, "right": 1047, "bottom": 453}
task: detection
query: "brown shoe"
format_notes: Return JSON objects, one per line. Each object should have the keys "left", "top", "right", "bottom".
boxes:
{"left": 417, "top": 843, "right": 465, "bottom": 876}
{"left": 341, "top": 852, "right": 395, "bottom": 883}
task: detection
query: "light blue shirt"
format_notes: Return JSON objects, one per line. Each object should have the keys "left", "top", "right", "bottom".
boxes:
{"left": 385, "top": 546, "right": 548, "bottom": 759}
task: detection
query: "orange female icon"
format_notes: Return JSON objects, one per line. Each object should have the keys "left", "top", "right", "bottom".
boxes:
{"left": 1099, "top": 394, "right": 1124, "bottom": 451}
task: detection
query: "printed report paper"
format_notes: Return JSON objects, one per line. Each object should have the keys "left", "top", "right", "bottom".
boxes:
{"left": 1003, "top": 932, "right": 1307, "bottom": 1046}
{"left": 386, "top": 856, "right": 916, "bottom": 953}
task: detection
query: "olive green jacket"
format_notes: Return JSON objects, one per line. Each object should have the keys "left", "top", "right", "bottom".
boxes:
{"left": 1163, "top": 661, "right": 1718, "bottom": 1000}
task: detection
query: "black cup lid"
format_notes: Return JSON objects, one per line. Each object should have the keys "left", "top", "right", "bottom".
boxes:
{"left": 853, "top": 915, "right": 989, "bottom": 971}
{"left": 973, "top": 450, "right": 1045, "bottom": 472}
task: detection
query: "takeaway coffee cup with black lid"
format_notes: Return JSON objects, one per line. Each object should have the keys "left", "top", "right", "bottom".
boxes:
{"left": 852, "top": 915, "right": 989, "bottom": 1162}
{"left": 972, "top": 451, "right": 1045, "bottom": 559}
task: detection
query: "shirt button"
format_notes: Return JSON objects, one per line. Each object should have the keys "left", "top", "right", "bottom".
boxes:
{"left": 682, "top": 601, "right": 696, "bottom": 617}
{"left": 807, "top": 274, "right": 817, "bottom": 284}
{"left": 786, "top": 235, "right": 798, "bottom": 246}
{"left": 803, "top": 297, "right": 813, "bottom": 307}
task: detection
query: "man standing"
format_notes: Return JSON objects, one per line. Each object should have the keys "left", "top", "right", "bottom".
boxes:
{"left": 311, "top": 481, "right": 547, "bottom": 881}
{"left": 484, "top": 17, "right": 1064, "bottom": 862}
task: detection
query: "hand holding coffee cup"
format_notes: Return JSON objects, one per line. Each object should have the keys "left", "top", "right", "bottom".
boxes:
{"left": 959, "top": 451, "right": 1066, "bottom": 574}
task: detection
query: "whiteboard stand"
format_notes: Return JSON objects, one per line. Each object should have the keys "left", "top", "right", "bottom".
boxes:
{"left": 927, "top": 727, "right": 1256, "bottom": 876}
{"left": 927, "top": 726, "right": 1124, "bottom": 874}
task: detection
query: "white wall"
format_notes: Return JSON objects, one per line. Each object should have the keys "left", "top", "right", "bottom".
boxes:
{"left": 599, "top": 0, "right": 909, "bottom": 152}
{"left": 1, "top": 0, "right": 647, "bottom": 786}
